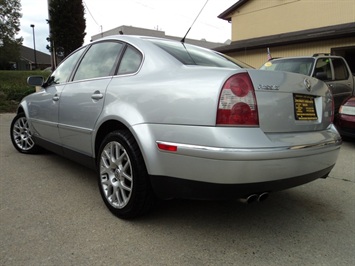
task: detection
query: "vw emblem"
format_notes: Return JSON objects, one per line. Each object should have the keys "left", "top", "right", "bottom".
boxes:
{"left": 304, "top": 78, "right": 311, "bottom": 92}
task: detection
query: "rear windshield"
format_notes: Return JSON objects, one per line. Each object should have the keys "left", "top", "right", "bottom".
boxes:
{"left": 260, "top": 58, "right": 314, "bottom": 75}
{"left": 146, "top": 38, "right": 250, "bottom": 69}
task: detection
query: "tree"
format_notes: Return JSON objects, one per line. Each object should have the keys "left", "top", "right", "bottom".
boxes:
{"left": 48, "top": 0, "right": 86, "bottom": 59}
{"left": 0, "top": 0, "right": 23, "bottom": 70}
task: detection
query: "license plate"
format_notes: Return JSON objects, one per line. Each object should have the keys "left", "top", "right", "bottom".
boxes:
{"left": 294, "top": 94, "right": 318, "bottom": 121}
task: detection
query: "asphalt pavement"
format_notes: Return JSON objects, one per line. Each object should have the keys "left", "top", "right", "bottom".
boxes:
{"left": 1, "top": 113, "right": 354, "bottom": 266}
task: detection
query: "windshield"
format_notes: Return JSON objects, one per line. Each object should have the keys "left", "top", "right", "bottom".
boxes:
{"left": 260, "top": 58, "right": 314, "bottom": 75}
{"left": 147, "top": 38, "right": 249, "bottom": 69}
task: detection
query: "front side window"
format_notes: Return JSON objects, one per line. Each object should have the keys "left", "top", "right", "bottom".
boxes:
{"left": 73, "top": 42, "right": 123, "bottom": 81}
{"left": 314, "top": 58, "right": 332, "bottom": 80}
{"left": 47, "top": 47, "right": 85, "bottom": 85}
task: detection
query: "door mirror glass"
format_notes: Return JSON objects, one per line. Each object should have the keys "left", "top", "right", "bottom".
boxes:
{"left": 27, "top": 76, "right": 44, "bottom": 86}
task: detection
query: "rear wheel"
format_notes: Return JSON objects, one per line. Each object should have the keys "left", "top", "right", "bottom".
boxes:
{"left": 97, "top": 130, "right": 153, "bottom": 219}
{"left": 10, "top": 113, "right": 41, "bottom": 154}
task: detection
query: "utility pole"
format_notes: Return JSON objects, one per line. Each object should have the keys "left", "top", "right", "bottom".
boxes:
{"left": 30, "top": 24, "right": 37, "bottom": 69}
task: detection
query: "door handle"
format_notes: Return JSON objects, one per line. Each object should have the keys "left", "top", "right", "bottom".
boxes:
{"left": 53, "top": 94, "right": 59, "bottom": 101}
{"left": 91, "top": 91, "right": 103, "bottom": 100}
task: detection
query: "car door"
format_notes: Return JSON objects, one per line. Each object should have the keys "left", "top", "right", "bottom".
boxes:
{"left": 58, "top": 41, "right": 124, "bottom": 156}
{"left": 329, "top": 58, "right": 353, "bottom": 112}
{"left": 28, "top": 48, "right": 86, "bottom": 145}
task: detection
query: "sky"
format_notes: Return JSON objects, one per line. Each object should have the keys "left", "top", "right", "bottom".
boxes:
{"left": 18, "top": 0, "right": 237, "bottom": 54}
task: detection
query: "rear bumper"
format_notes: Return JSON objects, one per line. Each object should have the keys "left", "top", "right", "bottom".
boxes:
{"left": 150, "top": 165, "right": 333, "bottom": 200}
{"left": 132, "top": 123, "right": 341, "bottom": 192}
{"left": 155, "top": 138, "right": 340, "bottom": 161}
{"left": 151, "top": 137, "right": 341, "bottom": 185}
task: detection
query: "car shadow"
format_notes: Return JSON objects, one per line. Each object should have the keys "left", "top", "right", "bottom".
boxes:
{"left": 135, "top": 184, "right": 343, "bottom": 229}
{"left": 24, "top": 150, "right": 345, "bottom": 233}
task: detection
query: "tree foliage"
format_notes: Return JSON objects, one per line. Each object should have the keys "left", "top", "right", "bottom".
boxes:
{"left": 48, "top": 0, "right": 86, "bottom": 58}
{"left": 0, "top": 0, "right": 23, "bottom": 70}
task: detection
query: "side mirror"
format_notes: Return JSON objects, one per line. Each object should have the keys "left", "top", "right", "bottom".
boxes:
{"left": 315, "top": 72, "right": 328, "bottom": 81}
{"left": 27, "top": 76, "right": 44, "bottom": 86}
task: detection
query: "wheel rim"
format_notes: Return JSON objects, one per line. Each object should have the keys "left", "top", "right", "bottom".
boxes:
{"left": 12, "top": 117, "right": 35, "bottom": 151}
{"left": 99, "top": 141, "right": 133, "bottom": 209}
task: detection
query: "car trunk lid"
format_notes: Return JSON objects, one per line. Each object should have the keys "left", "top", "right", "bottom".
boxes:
{"left": 247, "top": 69, "right": 333, "bottom": 133}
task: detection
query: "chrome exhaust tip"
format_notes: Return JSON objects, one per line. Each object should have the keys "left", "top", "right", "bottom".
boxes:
{"left": 258, "top": 192, "right": 269, "bottom": 202}
{"left": 239, "top": 194, "right": 258, "bottom": 204}
{"left": 239, "top": 192, "right": 269, "bottom": 204}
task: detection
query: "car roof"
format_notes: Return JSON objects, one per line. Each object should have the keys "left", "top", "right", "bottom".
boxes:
{"left": 270, "top": 54, "right": 344, "bottom": 61}
{"left": 92, "top": 35, "right": 182, "bottom": 46}
{"left": 89, "top": 35, "right": 214, "bottom": 54}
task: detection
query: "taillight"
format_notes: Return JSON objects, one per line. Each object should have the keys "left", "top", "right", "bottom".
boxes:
{"left": 216, "top": 73, "right": 259, "bottom": 126}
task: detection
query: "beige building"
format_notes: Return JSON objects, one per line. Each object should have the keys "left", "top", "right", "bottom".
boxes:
{"left": 216, "top": 0, "right": 355, "bottom": 70}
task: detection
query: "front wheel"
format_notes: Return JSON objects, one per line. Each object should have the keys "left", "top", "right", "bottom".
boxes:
{"left": 97, "top": 130, "right": 153, "bottom": 219}
{"left": 10, "top": 113, "right": 41, "bottom": 154}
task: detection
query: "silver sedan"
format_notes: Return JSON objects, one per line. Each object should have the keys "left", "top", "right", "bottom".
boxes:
{"left": 10, "top": 36, "right": 341, "bottom": 219}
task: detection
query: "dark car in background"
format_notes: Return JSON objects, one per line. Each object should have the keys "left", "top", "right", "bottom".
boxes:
{"left": 335, "top": 96, "right": 355, "bottom": 139}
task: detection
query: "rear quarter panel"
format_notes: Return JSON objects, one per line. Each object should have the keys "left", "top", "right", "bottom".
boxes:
{"left": 101, "top": 66, "right": 242, "bottom": 127}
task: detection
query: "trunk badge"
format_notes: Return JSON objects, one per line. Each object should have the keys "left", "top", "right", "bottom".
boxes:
{"left": 304, "top": 78, "right": 311, "bottom": 92}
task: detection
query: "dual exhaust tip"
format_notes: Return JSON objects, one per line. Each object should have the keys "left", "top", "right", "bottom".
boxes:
{"left": 239, "top": 192, "right": 269, "bottom": 204}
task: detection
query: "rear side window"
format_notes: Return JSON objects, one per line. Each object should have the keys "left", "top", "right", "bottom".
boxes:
{"left": 118, "top": 46, "right": 142, "bottom": 75}
{"left": 147, "top": 39, "right": 244, "bottom": 69}
{"left": 332, "top": 58, "right": 349, "bottom": 80}
{"left": 73, "top": 42, "right": 123, "bottom": 81}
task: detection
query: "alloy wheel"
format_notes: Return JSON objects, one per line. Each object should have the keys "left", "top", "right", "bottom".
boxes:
{"left": 99, "top": 141, "right": 133, "bottom": 209}
{"left": 12, "top": 116, "right": 35, "bottom": 151}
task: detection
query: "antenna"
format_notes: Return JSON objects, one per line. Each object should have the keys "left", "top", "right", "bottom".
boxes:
{"left": 181, "top": 0, "right": 209, "bottom": 43}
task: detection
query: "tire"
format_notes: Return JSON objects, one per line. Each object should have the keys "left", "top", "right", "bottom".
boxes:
{"left": 10, "top": 113, "right": 41, "bottom": 154}
{"left": 97, "top": 130, "right": 153, "bottom": 219}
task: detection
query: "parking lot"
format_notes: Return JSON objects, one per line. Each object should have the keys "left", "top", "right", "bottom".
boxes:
{"left": 1, "top": 113, "right": 354, "bottom": 266}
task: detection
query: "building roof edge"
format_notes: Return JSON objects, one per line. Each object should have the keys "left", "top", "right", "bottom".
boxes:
{"left": 218, "top": 0, "right": 249, "bottom": 21}
{"left": 214, "top": 22, "right": 355, "bottom": 52}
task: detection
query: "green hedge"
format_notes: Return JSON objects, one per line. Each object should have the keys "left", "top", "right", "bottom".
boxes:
{"left": 0, "top": 70, "right": 50, "bottom": 113}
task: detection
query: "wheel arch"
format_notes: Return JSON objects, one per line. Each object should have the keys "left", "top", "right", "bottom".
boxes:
{"left": 94, "top": 120, "right": 129, "bottom": 158}
{"left": 94, "top": 118, "right": 156, "bottom": 176}
{"left": 16, "top": 104, "right": 27, "bottom": 116}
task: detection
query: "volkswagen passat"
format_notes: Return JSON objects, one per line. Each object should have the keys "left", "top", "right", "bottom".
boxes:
{"left": 10, "top": 36, "right": 341, "bottom": 219}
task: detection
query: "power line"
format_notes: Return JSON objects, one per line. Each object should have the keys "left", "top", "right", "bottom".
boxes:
{"left": 83, "top": 1, "right": 100, "bottom": 27}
